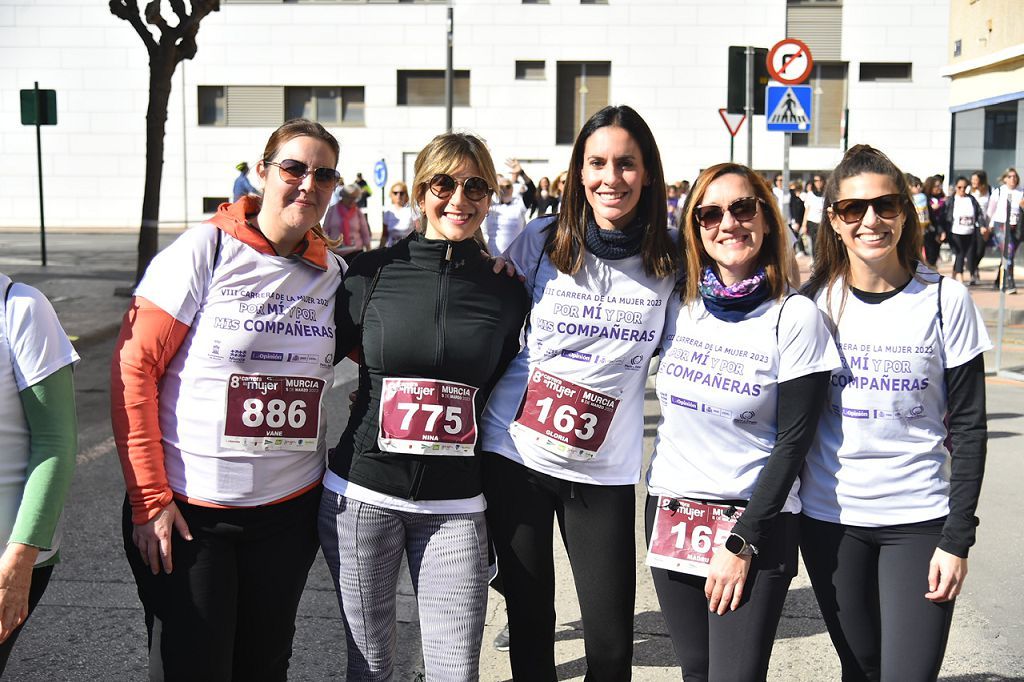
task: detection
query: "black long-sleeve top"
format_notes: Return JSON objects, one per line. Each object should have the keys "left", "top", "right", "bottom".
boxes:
{"left": 330, "top": 232, "right": 529, "bottom": 501}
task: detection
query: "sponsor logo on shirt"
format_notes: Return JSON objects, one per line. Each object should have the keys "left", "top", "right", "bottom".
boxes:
{"left": 229, "top": 349, "right": 247, "bottom": 363}
{"left": 287, "top": 353, "right": 319, "bottom": 365}
{"left": 736, "top": 409, "right": 758, "bottom": 425}
{"left": 670, "top": 395, "right": 698, "bottom": 410}
{"left": 834, "top": 405, "right": 870, "bottom": 419}
{"left": 701, "top": 403, "right": 732, "bottom": 419}
{"left": 209, "top": 339, "right": 223, "bottom": 360}
{"left": 320, "top": 353, "right": 334, "bottom": 368}
{"left": 561, "top": 350, "right": 592, "bottom": 362}
{"left": 251, "top": 350, "right": 284, "bottom": 362}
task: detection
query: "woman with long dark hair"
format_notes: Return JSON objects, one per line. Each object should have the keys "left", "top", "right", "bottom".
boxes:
{"left": 800, "top": 145, "right": 991, "bottom": 680}
{"left": 479, "top": 105, "right": 678, "bottom": 681}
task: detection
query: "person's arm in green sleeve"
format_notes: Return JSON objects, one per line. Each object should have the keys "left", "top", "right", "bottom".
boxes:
{"left": 0, "top": 364, "right": 77, "bottom": 643}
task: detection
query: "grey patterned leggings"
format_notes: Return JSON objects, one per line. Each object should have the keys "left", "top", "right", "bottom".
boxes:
{"left": 318, "top": 490, "right": 489, "bottom": 681}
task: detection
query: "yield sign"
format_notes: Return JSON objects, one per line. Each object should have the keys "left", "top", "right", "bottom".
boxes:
{"left": 718, "top": 108, "right": 746, "bottom": 137}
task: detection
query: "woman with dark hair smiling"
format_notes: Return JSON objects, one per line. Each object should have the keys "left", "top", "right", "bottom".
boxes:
{"left": 800, "top": 145, "right": 991, "bottom": 680}
{"left": 479, "top": 104, "right": 678, "bottom": 681}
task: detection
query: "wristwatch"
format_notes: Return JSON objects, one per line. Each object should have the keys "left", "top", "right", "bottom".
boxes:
{"left": 724, "top": 533, "right": 758, "bottom": 557}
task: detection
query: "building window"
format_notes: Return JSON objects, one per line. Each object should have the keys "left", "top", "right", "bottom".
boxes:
{"left": 397, "top": 70, "right": 470, "bottom": 106}
{"left": 198, "top": 86, "right": 225, "bottom": 126}
{"left": 859, "top": 63, "right": 912, "bottom": 82}
{"left": 285, "top": 86, "right": 365, "bottom": 126}
{"left": 985, "top": 101, "right": 1018, "bottom": 151}
{"left": 791, "top": 63, "right": 847, "bottom": 148}
{"left": 556, "top": 62, "right": 610, "bottom": 145}
{"left": 516, "top": 60, "right": 546, "bottom": 81}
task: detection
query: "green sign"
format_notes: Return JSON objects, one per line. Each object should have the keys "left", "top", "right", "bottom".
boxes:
{"left": 20, "top": 89, "right": 57, "bottom": 125}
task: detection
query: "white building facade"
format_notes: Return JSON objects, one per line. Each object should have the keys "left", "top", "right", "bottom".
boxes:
{"left": 0, "top": 0, "right": 953, "bottom": 231}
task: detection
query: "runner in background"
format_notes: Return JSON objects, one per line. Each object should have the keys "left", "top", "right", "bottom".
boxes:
{"left": 379, "top": 181, "right": 415, "bottom": 248}
{"left": 800, "top": 144, "right": 991, "bottom": 680}
{"left": 0, "top": 274, "right": 78, "bottom": 675}
{"left": 645, "top": 163, "right": 837, "bottom": 681}
{"left": 479, "top": 105, "right": 679, "bottom": 681}
{"left": 319, "top": 132, "right": 528, "bottom": 681}
{"left": 112, "top": 118, "right": 345, "bottom": 681}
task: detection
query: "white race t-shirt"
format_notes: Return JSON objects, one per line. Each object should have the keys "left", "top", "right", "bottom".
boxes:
{"left": 950, "top": 195, "right": 976, "bottom": 236}
{"left": 480, "top": 218, "right": 677, "bottom": 485}
{"left": 804, "top": 193, "right": 825, "bottom": 224}
{"left": 0, "top": 274, "right": 79, "bottom": 565}
{"left": 136, "top": 224, "right": 343, "bottom": 506}
{"left": 486, "top": 197, "right": 529, "bottom": 256}
{"left": 382, "top": 205, "right": 415, "bottom": 246}
{"left": 646, "top": 292, "right": 839, "bottom": 510}
{"left": 801, "top": 267, "right": 992, "bottom": 527}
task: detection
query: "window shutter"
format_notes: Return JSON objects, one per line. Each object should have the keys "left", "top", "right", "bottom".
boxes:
{"left": 226, "top": 86, "right": 285, "bottom": 126}
{"left": 786, "top": 4, "right": 842, "bottom": 61}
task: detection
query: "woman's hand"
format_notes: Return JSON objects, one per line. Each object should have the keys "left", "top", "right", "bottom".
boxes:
{"left": 705, "top": 548, "right": 752, "bottom": 615}
{"left": 489, "top": 256, "right": 525, "bottom": 282}
{"left": 925, "top": 547, "right": 967, "bottom": 603}
{"left": 0, "top": 544, "right": 39, "bottom": 644}
{"left": 132, "top": 501, "right": 193, "bottom": 575}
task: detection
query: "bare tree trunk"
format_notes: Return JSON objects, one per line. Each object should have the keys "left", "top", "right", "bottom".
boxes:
{"left": 135, "top": 51, "right": 177, "bottom": 284}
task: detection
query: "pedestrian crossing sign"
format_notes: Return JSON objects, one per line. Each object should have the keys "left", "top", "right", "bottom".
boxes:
{"left": 765, "top": 84, "right": 812, "bottom": 132}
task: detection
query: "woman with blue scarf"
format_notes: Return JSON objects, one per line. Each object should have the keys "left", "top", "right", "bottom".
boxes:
{"left": 644, "top": 163, "right": 839, "bottom": 681}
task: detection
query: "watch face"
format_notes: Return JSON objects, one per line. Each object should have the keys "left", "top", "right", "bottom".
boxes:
{"left": 724, "top": 534, "right": 746, "bottom": 555}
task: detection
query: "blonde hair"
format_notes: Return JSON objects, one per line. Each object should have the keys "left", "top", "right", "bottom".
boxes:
{"left": 411, "top": 132, "right": 498, "bottom": 249}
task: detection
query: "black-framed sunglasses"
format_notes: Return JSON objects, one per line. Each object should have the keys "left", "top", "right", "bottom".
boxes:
{"left": 428, "top": 173, "right": 492, "bottom": 202}
{"left": 264, "top": 159, "right": 340, "bottom": 190}
{"left": 694, "top": 196, "right": 762, "bottom": 229}
{"left": 830, "top": 194, "right": 903, "bottom": 223}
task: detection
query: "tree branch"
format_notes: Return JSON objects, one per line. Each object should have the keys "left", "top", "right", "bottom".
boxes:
{"left": 109, "top": 0, "right": 157, "bottom": 54}
{"left": 144, "top": 0, "right": 170, "bottom": 34}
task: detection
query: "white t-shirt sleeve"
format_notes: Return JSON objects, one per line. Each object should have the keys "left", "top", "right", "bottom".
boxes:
{"left": 6, "top": 284, "right": 79, "bottom": 390}
{"left": 776, "top": 294, "right": 841, "bottom": 383}
{"left": 940, "top": 278, "right": 993, "bottom": 368}
{"left": 135, "top": 224, "right": 220, "bottom": 324}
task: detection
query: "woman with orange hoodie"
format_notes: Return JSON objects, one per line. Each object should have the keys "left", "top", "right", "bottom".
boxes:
{"left": 111, "top": 119, "right": 345, "bottom": 681}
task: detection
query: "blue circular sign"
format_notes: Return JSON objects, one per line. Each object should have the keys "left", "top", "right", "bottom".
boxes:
{"left": 373, "top": 159, "right": 387, "bottom": 189}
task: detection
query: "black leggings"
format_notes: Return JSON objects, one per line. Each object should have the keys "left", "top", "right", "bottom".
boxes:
{"left": 948, "top": 232, "right": 977, "bottom": 276}
{"left": 800, "top": 515, "right": 955, "bottom": 682}
{"left": 122, "top": 489, "right": 321, "bottom": 682}
{"left": 482, "top": 452, "right": 636, "bottom": 682}
{"left": 645, "top": 497, "right": 798, "bottom": 682}
{"left": 0, "top": 564, "right": 54, "bottom": 675}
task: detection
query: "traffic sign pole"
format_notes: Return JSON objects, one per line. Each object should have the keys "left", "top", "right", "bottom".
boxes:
{"left": 745, "top": 46, "right": 754, "bottom": 168}
{"left": 34, "top": 82, "right": 47, "bottom": 266}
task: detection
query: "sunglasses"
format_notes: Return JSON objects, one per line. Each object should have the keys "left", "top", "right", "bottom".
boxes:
{"left": 829, "top": 194, "right": 903, "bottom": 223}
{"left": 694, "top": 196, "right": 762, "bottom": 229}
{"left": 428, "top": 173, "right": 492, "bottom": 202}
{"left": 264, "top": 159, "right": 341, "bottom": 190}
